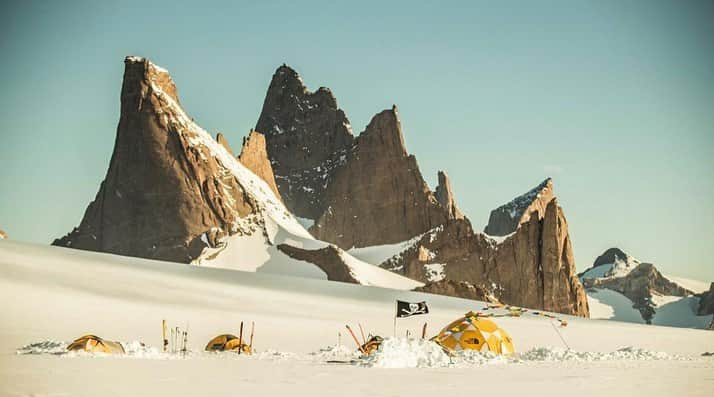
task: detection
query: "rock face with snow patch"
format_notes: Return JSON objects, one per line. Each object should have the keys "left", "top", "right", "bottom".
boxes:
{"left": 484, "top": 178, "right": 554, "bottom": 236}
{"left": 310, "top": 107, "right": 450, "bottom": 249}
{"left": 238, "top": 130, "right": 282, "bottom": 200}
{"left": 592, "top": 248, "right": 629, "bottom": 268}
{"left": 276, "top": 244, "right": 359, "bottom": 283}
{"left": 415, "top": 280, "right": 497, "bottom": 302}
{"left": 53, "top": 57, "right": 263, "bottom": 262}
{"left": 383, "top": 187, "right": 590, "bottom": 317}
{"left": 255, "top": 65, "right": 354, "bottom": 220}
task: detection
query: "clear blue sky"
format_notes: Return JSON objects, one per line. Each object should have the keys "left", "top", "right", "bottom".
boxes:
{"left": 1, "top": 0, "right": 712, "bottom": 281}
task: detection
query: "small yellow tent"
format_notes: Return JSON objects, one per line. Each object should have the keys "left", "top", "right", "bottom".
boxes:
{"left": 205, "top": 334, "right": 252, "bottom": 354}
{"left": 432, "top": 311, "right": 514, "bottom": 355}
{"left": 67, "top": 335, "right": 125, "bottom": 354}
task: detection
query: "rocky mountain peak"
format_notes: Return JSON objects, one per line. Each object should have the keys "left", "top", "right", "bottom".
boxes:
{"left": 123, "top": 56, "right": 178, "bottom": 103}
{"left": 356, "top": 106, "right": 408, "bottom": 158}
{"left": 434, "top": 171, "right": 464, "bottom": 220}
{"left": 255, "top": 65, "right": 354, "bottom": 219}
{"left": 310, "top": 107, "right": 449, "bottom": 249}
{"left": 592, "top": 247, "right": 630, "bottom": 268}
{"left": 238, "top": 129, "right": 282, "bottom": 201}
{"left": 580, "top": 247, "right": 641, "bottom": 279}
{"left": 53, "top": 56, "right": 264, "bottom": 262}
{"left": 484, "top": 177, "right": 554, "bottom": 236}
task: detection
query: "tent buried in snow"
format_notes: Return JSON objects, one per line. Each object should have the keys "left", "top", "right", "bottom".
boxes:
{"left": 431, "top": 311, "right": 515, "bottom": 355}
{"left": 67, "top": 335, "right": 125, "bottom": 354}
{"left": 205, "top": 334, "right": 252, "bottom": 354}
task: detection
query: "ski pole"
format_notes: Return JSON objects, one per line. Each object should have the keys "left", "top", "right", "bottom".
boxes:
{"left": 345, "top": 325, "right": 366, "bottom": 354}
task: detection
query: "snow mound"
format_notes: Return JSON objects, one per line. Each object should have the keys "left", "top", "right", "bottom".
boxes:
{"left": 18, "top": 340, "right": 172, "bottom": 359}
{"left": 16, "top": 340, "right": 68, "bottom": 355}
{"left": 255, "top": 349, "right": 300, "bottom": 361}
{"left": 355, "top": 338, "right": 686, "bottom": 368}
{"left": 309, "top": 344, "right": 359, "bottom": 362}
{"left": 121, "top": 341, "right": 162, "bottom": 358}
{"left": 451, "top": 350, "right": 511, "bottom": 366}
{"left": 517, "top": 346, "right": 680, "bottom": 362}
{"left": 357, "top": 338, "right": 451, "bottom": 368}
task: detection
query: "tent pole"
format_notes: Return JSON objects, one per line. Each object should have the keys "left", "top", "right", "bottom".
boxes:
{"left": 249, "top": 321, "right": 255, "bottom": 354}
{"left": 238, "top": 321, "right": 244, "bottom": 355}
{"left": 162, "top": 319, "right": 167, "bottom": 352}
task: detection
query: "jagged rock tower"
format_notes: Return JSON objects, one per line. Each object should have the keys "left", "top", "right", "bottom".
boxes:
{"left": 311, "top": 106, "right": 451, "bottom": 248}
{"left": 53, "top": 57, "right": 273, "bottom": 262}
{"left": 255, "top": 65, "right": 354, "bottom": 220}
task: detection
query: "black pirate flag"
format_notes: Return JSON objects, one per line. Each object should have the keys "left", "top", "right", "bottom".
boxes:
{"left": 396, "top": 300, "right": 429, "bottom": 318}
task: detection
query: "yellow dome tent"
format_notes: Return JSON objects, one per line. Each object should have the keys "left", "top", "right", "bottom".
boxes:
{"left": 67, "top": 335, "right": 125, "bottom": 354}
{"left": 432, "top": 311, "right": 514, "bottom": 355}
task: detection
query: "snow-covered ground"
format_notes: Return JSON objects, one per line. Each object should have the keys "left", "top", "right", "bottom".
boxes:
{"left": 1, "top": 240, "right": 713, "bottom": 396}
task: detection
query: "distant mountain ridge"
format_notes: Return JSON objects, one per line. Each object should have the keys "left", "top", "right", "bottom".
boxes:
{"left": 379, "top": 185, "right": 589, "bottom": 317}
{"left": 581, "top": 247, "right": 711, "bottom": 328}
{"left": 255, "top": 65, "right": 354, "bottom": 220}
{"left": 255, "top": 65, "right": 588, "bottom": 316}
{"left": 52, "top": 56, "right": 590, "bottom": 317}
{"left": 51, "top": 56, "right": 417, "bottom": 290}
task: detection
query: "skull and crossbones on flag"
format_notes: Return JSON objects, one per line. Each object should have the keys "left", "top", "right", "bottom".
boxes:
{"left": 396, "top": 300, "right": 429, "bottom": 318}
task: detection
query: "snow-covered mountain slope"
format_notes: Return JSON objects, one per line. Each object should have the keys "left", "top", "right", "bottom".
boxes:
{"left": 1, "top": 240, "right": 712, "bottom": 397}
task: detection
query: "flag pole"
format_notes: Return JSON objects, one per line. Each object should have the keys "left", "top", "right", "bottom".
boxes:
{"left": 393, "top": 300, "right": 397, "bottom": 337}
